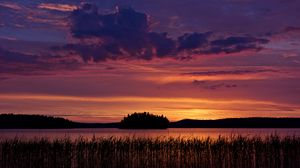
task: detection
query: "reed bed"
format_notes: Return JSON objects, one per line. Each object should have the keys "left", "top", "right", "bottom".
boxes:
{"left": 0, "top": 135, "right": 300, "bottom": 168}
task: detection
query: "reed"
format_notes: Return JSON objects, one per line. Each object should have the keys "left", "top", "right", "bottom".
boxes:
{"left": 0, "top": 135, "right": 300, "bottom": 168}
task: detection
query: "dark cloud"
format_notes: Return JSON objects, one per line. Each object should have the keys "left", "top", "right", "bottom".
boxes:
{"left": 67, "top": 4, "right": 177, "bottom": 61}
{"left": 70, "top": 4, "right": 102, "bottom": 38}
{"left": 193, "top": 80, "right": 238, "bottom": 90}
{"left": 62, "top": 44, "right": 112, "bottom": 62}
{"left": 211, "top": 37, "right": 268, "bottom": 47}
{"left": 61, "top": 4, "right": 270, "bottom": 62}
{"left": 148, "top": 32, "right": 176, "bottom": 57}
{"left": 183, "top": 69, "right": 277, "bottom": 76}
{"left": 177, "top": 32, "right": 211, "bottom": 51}
{"left": 71, "top": 4, "right": 148, "bottom": 38}
{"left": 205, "top": 36, "right": 269, "bottom": 54}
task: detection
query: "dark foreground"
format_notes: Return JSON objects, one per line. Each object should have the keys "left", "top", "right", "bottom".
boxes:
{"left": 1, "top": 136, "right": 300, "bottom": 168}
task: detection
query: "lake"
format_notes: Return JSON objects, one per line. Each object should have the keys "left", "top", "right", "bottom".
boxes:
{"left": 1, "top": 128, "right": 300, "bottom": 140}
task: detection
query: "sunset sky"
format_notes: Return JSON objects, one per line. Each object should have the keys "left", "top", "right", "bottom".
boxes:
{"left": 0, "top": 0, "right": 300, "bottom": 123}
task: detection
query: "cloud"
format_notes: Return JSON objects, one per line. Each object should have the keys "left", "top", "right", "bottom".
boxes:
{"left": 0, "top": 48, "right": 44, "bottom": 75}
{"left": 263, "top": 26, "right": 300, "bottom": 40}
{"left": 193, "top": 80, "right": 238, "bottom": 90}
{"left": 0, "top": 2, "right": 22, "bottom": 10}
{"left": 59, "top": 4, "right": 270, "bottom": 62}
{"left": 61, "top": 44, "right": 113, "bottom": 62}
{"left": 177, "top": 32, "right": 211, "bottom": 51}
{"left": 38, "top": 3, "right": 77, "bottom": 12}
{"left": 65, "top": 4, "right": 178, "bottom": 61}
{"left": 211, "top": 37, "right": 268, "bottom": 47}
{"left": 71, "top": 4, "right": 148, "bottom": 38}
{"left": 0, "top": 47, "right": 38, "bottom": 64}
{"left": 0, "top": 47, "right": 80, "bottom": 75}
{"left": 148, "top": 32, "right": 176, "bottom": 57}
{"left": 283, "top": 26, "right": 300, "bottom": 33}
{"left": 183, "top": 69, "right": 277, "bottom": 76}
{"left": 204, "top": 36, "right": 269, "bottom": 54}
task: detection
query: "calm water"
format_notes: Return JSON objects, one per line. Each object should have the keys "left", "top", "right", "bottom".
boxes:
{"left": 1, "top": 128, "right": 300, "bottom": 140}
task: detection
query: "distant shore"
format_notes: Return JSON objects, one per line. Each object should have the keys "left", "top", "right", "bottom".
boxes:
{"left": 2, "top": 114, "right": 300, "bottom": 129}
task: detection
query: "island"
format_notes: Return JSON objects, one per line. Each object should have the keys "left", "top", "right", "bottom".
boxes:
{"left": 119, "top": 112, "right": 169, "bottom": 129}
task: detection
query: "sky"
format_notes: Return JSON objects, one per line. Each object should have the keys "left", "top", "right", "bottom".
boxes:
{"left": 0, "top": 0, "right": 300, "bottom": 123}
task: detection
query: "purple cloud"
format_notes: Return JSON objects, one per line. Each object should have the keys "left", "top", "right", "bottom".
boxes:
{"left": 0, "top": 47, "right": 80, "bottom": 75}
{"left": 59, "top": 4, "right": 269, "bottom": 62}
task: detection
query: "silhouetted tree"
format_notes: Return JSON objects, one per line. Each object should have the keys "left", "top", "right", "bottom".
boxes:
{"left": 120, "top": 112, "right": 169, "bottom": 129}
{"left": 0, "top": 114, "right": 77, "bottom": 128}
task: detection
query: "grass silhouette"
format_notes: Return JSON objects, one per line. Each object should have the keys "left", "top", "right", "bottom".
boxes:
{"left": 1, "top": 135, "right": 300, "bottom": 168}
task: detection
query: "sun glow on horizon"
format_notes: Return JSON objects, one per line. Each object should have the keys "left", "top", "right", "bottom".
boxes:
{"left": 0, "top": 93, "right": 299, "bottom": 123}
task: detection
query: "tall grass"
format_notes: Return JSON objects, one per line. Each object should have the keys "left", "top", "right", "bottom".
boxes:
{"left": 1, "top": 136, "right": 300, "bottom": 168}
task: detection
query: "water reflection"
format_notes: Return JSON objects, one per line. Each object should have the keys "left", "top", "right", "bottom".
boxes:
{"left": 1, "top": 128, "right": 300, "bottom": 140}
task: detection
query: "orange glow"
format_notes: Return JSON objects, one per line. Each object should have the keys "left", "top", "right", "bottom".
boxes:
{"left": 38, "top": 3, "right": 77, "bottom": 12}
{"left": 1, "top": 93, "right": 299, "bottom": 122}
{"left": 0, "top": 93, "right": 282, "bottom": 105}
